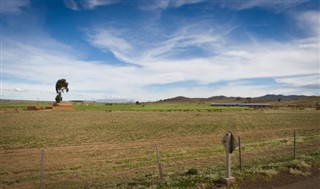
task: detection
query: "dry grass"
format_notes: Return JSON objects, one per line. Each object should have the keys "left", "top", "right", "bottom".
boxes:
{"left": 1, "top": 109, "right": 320, "bottom": 188}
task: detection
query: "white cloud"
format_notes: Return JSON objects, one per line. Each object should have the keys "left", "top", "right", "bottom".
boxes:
{"left": 14, "top": 87, "right": 23, "bottom": 92}
{"left": 84, "top": 0, "right": 118, "bottom": 9}
{"left": 63, "top": 0, "right": 79, "bottom": 11}
{"left": 275, "top": 75, "right": 320, "bottom": 89}
{"left": 174, "top": 0, "right": 205, "bottom": 7}
{"left": 88, "top": 29, "right": 132, "bottom": 52}
{"left": 225, "top": 50, "right": 253, "bottom": 59}
{"left": 141, "top": 0, "right": 205, "bottom": 10}
{"left": 0, "top": 0, "right": 30, "bottom": 14}
{"left": 295, "top": 11, "right": 320, "bottom": 36}
{"left": 64, "top": 0, "right": 118, "bottom": 10}
{"left": 87, "top": 29, "right": 137, "bottom": 64}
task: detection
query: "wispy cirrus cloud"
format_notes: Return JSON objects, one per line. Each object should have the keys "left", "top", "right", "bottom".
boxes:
{"left": 141, "top": 22, "right": 232, "bottom": 61}
{"left": 140, "top": 0, "right": 310, "bottom": 12}
{"left": 88, "top": 29, "right": 132, "bottom": 52}
{"left": 87, "top": 29, "right": 138, "bottom": 64}
{"left": 86, "top": 20, "right": 232, "bottom": 66}
{"left": 140, "top": 0, "right": 205, "bottom": 10}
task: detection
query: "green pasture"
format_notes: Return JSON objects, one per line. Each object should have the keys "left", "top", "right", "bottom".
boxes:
{"left": 1, "top": 100, "right": 249, "bottom": 111}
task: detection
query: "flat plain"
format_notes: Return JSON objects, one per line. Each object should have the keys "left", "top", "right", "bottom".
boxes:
{"left": 1, "top": 101, "right": 320, "bottom": 188}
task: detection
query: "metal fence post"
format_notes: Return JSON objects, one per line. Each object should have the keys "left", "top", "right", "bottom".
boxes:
{"left": 155, "top": 144, "right": 163, "bottom": 182}
{"left": 40, "top": 149, "right": 45, "bottom": 189}
{"left": 294, "top": 130, "right": 296, "bottom": 159}
{"left": 226, "top": 133, "right": 231, "bottom": 178}
{"left": 238, "top": 136, "right": 242, "bottom": 172}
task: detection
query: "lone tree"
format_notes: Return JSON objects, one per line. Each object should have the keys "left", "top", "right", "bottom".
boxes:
{"left": 55, "top": 79, "right": 69, "bottom": 103}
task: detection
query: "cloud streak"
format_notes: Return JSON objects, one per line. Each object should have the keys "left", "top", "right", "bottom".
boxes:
{"left": 217, "top": 0, "right": 309, "bottom": 11}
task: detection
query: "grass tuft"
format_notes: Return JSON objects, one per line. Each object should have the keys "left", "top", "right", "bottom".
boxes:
{"left": 289, "top": 168, "right": 311, "bottom": 176}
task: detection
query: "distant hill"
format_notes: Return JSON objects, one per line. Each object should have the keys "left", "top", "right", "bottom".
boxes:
{"left": 160, "top": 95, "right": 240, "bottom": 104}
{"left": 160, "top": 96, "right": 196, "bottom": 103}
{"left": 158, "top": 94, "right": 320, "bottom": 107}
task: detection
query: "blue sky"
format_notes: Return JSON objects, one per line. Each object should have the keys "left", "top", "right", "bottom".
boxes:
{"left": 1, "top": 0, "right": 319, "bottom": 101}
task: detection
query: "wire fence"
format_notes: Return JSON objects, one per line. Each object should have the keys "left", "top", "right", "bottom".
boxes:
{"left": 1, "top": 129, "right": 320, "bottom": 188}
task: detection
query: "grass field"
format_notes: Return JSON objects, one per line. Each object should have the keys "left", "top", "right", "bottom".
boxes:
{"left": 1, "top": 101, "right": 320, "bottom": 188}
{"left": 74, "top": 103, "right": 249, "bottom": 111}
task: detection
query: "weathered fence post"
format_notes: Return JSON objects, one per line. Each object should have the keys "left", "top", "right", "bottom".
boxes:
{"left": 220, "top": 132, "right": 238, "bottom": 185}
{"left": 238, "top": 136, "right": 242, "bottom": 172}
{"left": 226, "top": 133, "right": 231, "bottom": 178}
{"left": 40, "top": 149, "right": 45, "bottom": 189}
{"left": 155, "top": 144, "right": 163, "bottom": 182}
{"left": 293, "top": 130, "right": 296, "bottom": 159}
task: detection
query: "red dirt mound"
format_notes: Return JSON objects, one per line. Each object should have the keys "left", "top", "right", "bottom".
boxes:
{"left": 27, "top": 106, "right": 41, "bottom": 110}
{"left": 52, "top": 103, "right": 73, "bottom": 111}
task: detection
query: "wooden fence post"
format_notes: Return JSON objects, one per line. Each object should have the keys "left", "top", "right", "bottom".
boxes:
{"left": 40, "top": 149, "right": 45, "bottom": 189}
{"left": 155, "top": 144, "right": 163, "bottom": 182}
{"left": 238, "top": 136, "right": 242, "bottom": 172}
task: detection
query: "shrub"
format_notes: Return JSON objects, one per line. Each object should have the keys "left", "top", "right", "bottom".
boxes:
{"left": 186, "top": 168, "right": 198, "bottom": 175}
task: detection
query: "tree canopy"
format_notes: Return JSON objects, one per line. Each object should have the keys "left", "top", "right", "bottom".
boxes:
{"left": 55, "top": 79, "right": 69, "bottom": 103}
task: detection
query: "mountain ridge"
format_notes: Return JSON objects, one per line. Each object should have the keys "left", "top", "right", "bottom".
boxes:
{"left": 159, "top": 94, "right": 319, "bottom": 105}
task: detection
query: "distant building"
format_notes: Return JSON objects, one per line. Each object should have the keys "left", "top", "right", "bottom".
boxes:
{"left": 211, "top": 102, "right": 272, "bottom": 108}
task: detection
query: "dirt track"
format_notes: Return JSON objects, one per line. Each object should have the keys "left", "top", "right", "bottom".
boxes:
{"left": 275, "top": 176, "right": 320, "bottom": 189}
